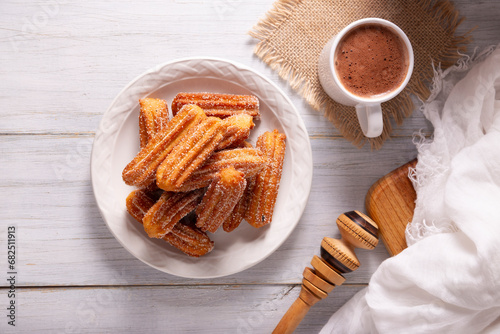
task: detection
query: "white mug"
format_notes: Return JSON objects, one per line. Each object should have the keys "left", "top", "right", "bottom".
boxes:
{"left": 318, "top": 18, "right": 414, "bottom": 138}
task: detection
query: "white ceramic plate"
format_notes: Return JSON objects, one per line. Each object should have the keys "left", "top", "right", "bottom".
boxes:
{"left": 91, "top": 58, "right": 312, "bottom": 278}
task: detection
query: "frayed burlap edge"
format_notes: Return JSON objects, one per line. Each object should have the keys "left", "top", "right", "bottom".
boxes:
{"left": 249, "top": 0, "right": 473, "bottom": 149}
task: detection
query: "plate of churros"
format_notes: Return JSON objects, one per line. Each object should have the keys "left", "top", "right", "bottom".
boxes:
{"left": 91, "top": 57, "right": 312, "bottom": 278}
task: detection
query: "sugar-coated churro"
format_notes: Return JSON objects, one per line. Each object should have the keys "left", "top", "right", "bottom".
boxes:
{"left": 122, "top": 104, "right": 206, "bottom": 188}
{"left": 155, "top": 115, "right": 225, "bottom": 191}
{"left": 223, "top": 175, "right": 255, "bottom": 232}
{"left": 122, "top": 106, "right": 207, "bottom": 187}
{"left": 143, "top": 189, "right": 204, "bottom": 238}
{"left": 196, "top": 167, "right": 246, "bottom": 233}
{"left": 245, "top": 129, "right": 286, "bottom": 228}
{"left": 163, "top": 222, "right": 214, "bottom": 257}
{"left": 217, "top": 114, "right": 255, "bottom": 150}
{"left": 175, "top": 147, "right": 266, "bottom": 192}
{"left": 171, "top": 92, "right": 260, "bottom": 119}
{"left": 123, "top": 91, "right": 287, "bottom": 257}
{"left": 125, "top": 189, "right": 213, "bottom": 257}
{"left": 138, "top": 98, "right": 169, "bottom": 148}
{"left": 126, "top": 189, "right": 159, "bottom": 223}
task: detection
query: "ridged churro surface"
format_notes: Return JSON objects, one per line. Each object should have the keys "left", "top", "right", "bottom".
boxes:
{"left": 175, "top": 147, "right": 266, "bottom": 192}
{"left": 138, "top": 98, "right": 169, "bottom": 148}
{"left": 246, "top": 129, "right": 286, "bottom": 228}
{"left": 143, "top": 190, "right": 204, "bottom": 238}
{"left": 171, "top": 92, "right": 260, "bottom": 119}
{"left": 125, "top": 189, "right": 212, "bottom": 257}
{"left": 223, "top": 175, "right": 255, "bottom": 233}
{"left": 123, "top": 92, "right": 288, "bottom": 257}
{"left": 122, "top": 104, "right": 206, "bottom": 187}
{"left": 163, "top": 222, "right": 214, "bottom": 257}
{"left": 196, "top": 167, "right": 246, "bottom": 233}
{"left": 155, "top": 115, "right": 224, "bottom": 191}
{"left": 126, "top": 189, "right": 158, "bottom": 223}
{"left": 217, "top": 114, "right": 254, "bottom": 150}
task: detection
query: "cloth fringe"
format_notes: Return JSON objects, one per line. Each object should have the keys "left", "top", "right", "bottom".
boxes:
{"left": 406, "top": 44, "right": 498, "bottom": 245}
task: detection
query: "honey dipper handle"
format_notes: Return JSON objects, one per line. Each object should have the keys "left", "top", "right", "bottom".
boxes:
{"left": 272, "top": 297, "right": 311, "bottom": 334}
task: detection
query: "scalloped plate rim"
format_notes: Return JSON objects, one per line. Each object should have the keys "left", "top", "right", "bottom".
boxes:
{"left": 90, "top": 57, "right": 313, "bottom": 279}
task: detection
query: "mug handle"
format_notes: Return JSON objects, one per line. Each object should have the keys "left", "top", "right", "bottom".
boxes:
{"left": 355, "top": 104, "right": 383, "bottom": 138}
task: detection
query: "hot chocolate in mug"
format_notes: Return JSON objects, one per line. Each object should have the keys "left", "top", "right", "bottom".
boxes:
{"left": 318, "top": 18, "right": 414, "bottom": 138}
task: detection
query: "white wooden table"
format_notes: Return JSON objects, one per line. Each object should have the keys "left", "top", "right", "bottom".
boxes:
{"left": 1, "top": 1, "right": 498, "bottom": 333}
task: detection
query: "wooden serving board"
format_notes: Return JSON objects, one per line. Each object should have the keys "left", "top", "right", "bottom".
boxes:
{"left": 365, "top": 159, "right": 418, "bottom": 256}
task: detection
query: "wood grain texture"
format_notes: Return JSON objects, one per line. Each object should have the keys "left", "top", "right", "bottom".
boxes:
{"left": 1, "top": 134, "right": 410, "bottom": 287}
{"left": 0, "top": 0, "right": 498, "bottom": 332}
{"left": 366, "top": 159, "right": 418, "bottom": 256}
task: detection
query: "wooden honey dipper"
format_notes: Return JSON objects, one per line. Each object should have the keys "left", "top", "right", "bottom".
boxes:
{"left": 273, "top": 211, "right": 379, "bottom": 334}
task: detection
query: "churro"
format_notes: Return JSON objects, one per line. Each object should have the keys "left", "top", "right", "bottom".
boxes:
{"left": 175, "top": 147, "right": 266, "bottom": 192}
{"left": 143, "top": 189, "right": 204, "bottom": 239}
{"left": 155, "top": 115, "right": 225, "bottom": 191}
{"left": 223, "top": 175, "right": 255, "bottom": 233}
{"left": 163, "top": 222, "right": 215, "bottom": 257}
{"left": 122, "top": 104, "right": 206, "bottom": 188}
{"left": 196, "top": 167, "right": 246, "bottom": 233}
{"left": 245, "top": 129, "right": 286, "bottom": 228}
{"left": 171, "top": 92, "right": 260, "bottom": 119}
{"left": 125, "top": 189, "right": 213, "bottom": 257}
{"left": 217, "top": 114, "right": 254, "bottom": 150}
{"left": 138, "top": 98, "right": 169, "bottom": 148}
{"left": 231, "top": 141, "right": 253, "bottom": 149}
{"left": 126, "top": 189, "right": 158, "bottom": 223}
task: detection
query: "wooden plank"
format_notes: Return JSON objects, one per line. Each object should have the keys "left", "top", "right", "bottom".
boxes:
{"left": 0, "top": 284, "right": 365, "bottom": 333}
{"left": 3, "top": 0, "right": 498, "bottom": 136}
{"left": 0, "top": 134, "right": 422, "bottom": 286}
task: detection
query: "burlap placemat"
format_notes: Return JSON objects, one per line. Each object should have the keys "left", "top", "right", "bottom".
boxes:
{"left": 249, "top": 0, "right": 471, "bottom": 148}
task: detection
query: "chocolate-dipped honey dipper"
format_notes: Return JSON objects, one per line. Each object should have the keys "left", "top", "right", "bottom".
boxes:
{"left": 273, "top": 211, "right": 379, "bottom": 334}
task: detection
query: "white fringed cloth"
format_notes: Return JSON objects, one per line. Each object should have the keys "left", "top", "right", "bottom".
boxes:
{"left": 320, "top": 46, "right": 500, "bottom": 334}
